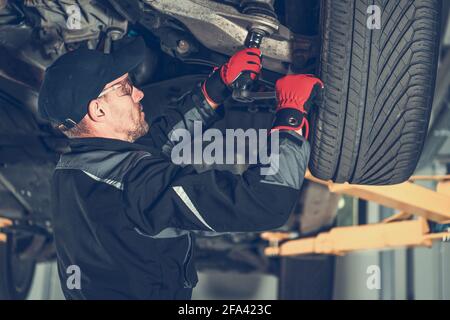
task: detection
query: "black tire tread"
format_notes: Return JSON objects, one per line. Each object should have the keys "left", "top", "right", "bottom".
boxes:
{"left": 310, "top": 0, "right": 441, "bottom": 185}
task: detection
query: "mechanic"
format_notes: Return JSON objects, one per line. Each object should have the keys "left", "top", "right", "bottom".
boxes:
{"left": 38, "top": 38, "right": 323, "bottom": 300}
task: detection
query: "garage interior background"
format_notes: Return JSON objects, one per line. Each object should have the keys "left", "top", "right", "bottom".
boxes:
{"left": 0, "top": 0, "right": 449, "bottom": 300}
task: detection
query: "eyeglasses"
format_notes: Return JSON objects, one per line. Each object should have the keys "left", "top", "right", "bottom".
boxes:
{"left": 98, "top": 77, "right": 134, "bottom": 98}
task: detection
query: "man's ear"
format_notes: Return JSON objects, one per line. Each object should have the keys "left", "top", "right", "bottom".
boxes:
{"left": 87, "top": 99, "right": 107, "bottom": 122}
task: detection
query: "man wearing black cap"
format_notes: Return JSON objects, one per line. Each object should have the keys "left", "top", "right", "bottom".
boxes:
{"left": 39, "top": 38, "right": 323, "bottom": 300}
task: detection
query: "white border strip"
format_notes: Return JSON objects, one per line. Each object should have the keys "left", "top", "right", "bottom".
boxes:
{"left": 172, "top": 186, "right": 215, "bottom": 231}
{"left": 82, "top": 170, "right": 123, "bottom": 190}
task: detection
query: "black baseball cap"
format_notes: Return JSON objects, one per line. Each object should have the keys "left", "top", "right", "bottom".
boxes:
{"left": 38, "top": 37, "right": 145, "bottom": 129}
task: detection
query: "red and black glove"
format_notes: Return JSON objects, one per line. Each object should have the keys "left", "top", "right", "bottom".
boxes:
{"left": 202, "top": 48, "right": 262, "bottom": 105}
{"left": 272, "top": 74, "right": 324, "bottom": 139}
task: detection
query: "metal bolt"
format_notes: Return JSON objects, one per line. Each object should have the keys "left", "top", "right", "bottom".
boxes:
{"left": 176, "top": 40, "right": 190, "bottom": 55}
{"left": 109, "top": 30, "right": 123, "bottom": 41}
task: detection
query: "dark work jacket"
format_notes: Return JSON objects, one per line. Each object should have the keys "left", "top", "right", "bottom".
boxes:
{"left": 51, "top": 83, "right": 310, "bottom": 300}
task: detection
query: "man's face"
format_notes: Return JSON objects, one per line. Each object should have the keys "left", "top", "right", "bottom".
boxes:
{"left": 99, "top": 73, "right": 149, "bottom": 142}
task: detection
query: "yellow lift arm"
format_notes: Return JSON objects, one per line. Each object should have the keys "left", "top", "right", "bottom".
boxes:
{"left": 0, "top": 218, "right": 12, "bottom": 243}
{"left": 262, "top": 172, "right": 450, "bottom": 257}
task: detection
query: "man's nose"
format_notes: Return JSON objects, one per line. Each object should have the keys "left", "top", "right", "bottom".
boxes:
{"left": 132, "top": 86, "right": 144, "bottom": 102}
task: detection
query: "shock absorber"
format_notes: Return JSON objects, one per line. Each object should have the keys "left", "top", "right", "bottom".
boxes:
{"left": 241, "top": 0, "right": 277, "bottom": 19}
{"left": 232, "top": 0, "right": 279, "bottom": 102}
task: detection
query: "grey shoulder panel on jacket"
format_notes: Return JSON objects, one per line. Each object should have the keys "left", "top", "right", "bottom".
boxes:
{"left": 55, "top": 150, "right": 151, "bottom": 190}
{"left": 260, "top": 131, "right": 310, "bottom": 190}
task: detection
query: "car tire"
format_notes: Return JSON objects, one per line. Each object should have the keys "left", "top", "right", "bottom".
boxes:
{"left": 309, "top": 0, "right": 442, "bottom": 184}
{"left": 0, "top": 235, "right": 37, "bottom": 300}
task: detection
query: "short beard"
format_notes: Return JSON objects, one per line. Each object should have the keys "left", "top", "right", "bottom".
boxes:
{"left": 128, "top": 119, "right": 149, "bottom": 142}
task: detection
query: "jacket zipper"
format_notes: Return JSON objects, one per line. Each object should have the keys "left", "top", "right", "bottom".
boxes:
{"left": 183, "top": 232, "right": 193, "bottom": 288}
